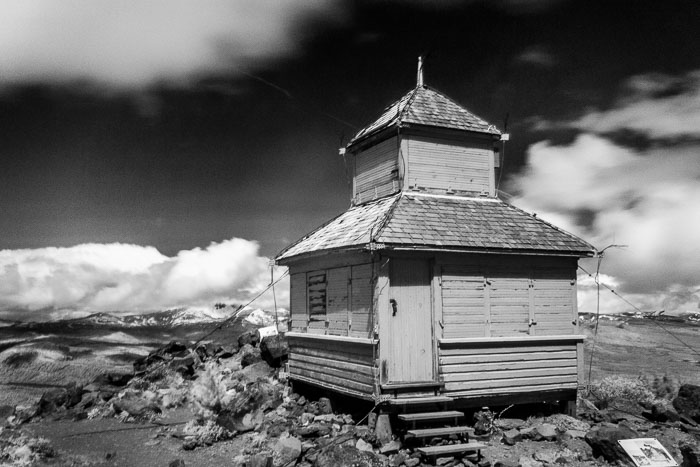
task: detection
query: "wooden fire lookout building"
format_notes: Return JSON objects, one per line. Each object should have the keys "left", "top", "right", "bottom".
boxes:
{"left": 275, "top": 76, "right": 595, "bottom": 410}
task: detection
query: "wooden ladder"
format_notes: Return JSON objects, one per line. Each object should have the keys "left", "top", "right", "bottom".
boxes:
{"left": 397, "top": 410, "right": 486, "bottom": 463}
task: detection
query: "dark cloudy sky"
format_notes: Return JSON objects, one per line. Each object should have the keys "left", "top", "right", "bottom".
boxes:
{"left": 1, "top": 0, "right": 699, "bottom": 319}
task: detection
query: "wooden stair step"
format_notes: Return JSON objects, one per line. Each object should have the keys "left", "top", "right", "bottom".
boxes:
{"left": 406, "top": 426, "right": 474, "bottom": 439}
{"left": 417, "top": 442, "right": 487, "bottom": 457}
{"left": 398, "top": 411, "right": 464, "bottom": 423}
{"left": 381, "top": 381, "right": 444, "bottom": 390}
{"left": 387, "top": 396, "right": 453, "bottom": 406}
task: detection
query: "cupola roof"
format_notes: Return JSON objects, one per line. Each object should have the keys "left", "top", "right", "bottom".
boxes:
{"left": 348, "top": 85, "right": 501, "bottom": 148}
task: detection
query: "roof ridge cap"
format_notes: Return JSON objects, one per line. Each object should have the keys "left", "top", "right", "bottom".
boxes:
{"left": 370, "top": 192, "right": 403, "bottom": 243}
{"left": 396, "top": 86, "right": 423, "bottom": 123}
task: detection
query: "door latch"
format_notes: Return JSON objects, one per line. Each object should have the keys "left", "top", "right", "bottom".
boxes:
{"left": 390, "top": 299, "right": 398, "bottom": 316}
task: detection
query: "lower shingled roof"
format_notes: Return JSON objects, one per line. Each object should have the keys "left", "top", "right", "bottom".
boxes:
{"left": 275, "top": 192, "right": 595, "bottom": 261}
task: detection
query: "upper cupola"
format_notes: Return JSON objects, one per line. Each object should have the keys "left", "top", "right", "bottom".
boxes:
{"left": 345, "top": 60, "right": 503, "bottom": 205}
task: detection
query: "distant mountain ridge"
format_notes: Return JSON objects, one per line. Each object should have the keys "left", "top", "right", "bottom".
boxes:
{"left": 59, "top": 307, "right": 289, "bottom": 328}
{"left": 579, "top": 310, "right": 700, "bottom": 324}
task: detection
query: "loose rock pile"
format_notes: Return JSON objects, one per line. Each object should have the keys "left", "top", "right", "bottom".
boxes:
{"left": 2, "top": 334, "right": 700, "bottom": 467}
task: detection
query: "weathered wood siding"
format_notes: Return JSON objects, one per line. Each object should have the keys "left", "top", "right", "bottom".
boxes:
{"left": 439, "top": 337, "right": 582, "bottom": 397}
{"left": 290, "top": 273, "right": 307, "bottom": 332}
{"left": 438, "top": 256, "right": 577, "bottom": 339}
{"left": 404, "top": 135, "right": 494, "bottom": 195}
{"left": 287, "top": 333, "right": 377, "bottom": 399}
{"left": 354, "top": 136, "right": 399, "bottom": 203}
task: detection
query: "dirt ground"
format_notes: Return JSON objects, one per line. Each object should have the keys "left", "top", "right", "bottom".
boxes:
{"left": 26, "top": 408, "right": 252, "bottom": 467}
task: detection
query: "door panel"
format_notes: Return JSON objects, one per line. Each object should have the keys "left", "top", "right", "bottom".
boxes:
{"left": 386, "top": 259, "right": 434, "bottom": 382}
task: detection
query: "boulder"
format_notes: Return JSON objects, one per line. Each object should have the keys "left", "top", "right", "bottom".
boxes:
{"left": 563, "top": 429, "right": 587, "bottom": 439}
{"left": 93, "top": 371, "right": 133, "bottom": 387}
{"left": 314, "top": 444, "right": 383, "bottom": 467}
{"left": 502, "top": 428, "right": 522, "bottom": 445}
{"left": 680, "top": 442, "right": 700, "bottom": 467}
{"left": 238, "top": 330, "right": 260, "bottom": 348}
{"left": 404, "top": 459, "right": 420, "bottom": 467}
{"left": 495, "top": 418, "right": 526, "bottom": 430}
{"left": 113, "top": 398, "right": 162, "bottom": 418}
{"left": 0, "top": 405, "right": 14, "bottom": 420}
{"left": 273, "top": 436, "right": 302, "bottom": 467}
{"left": 379, "top": 440, "right": 401, "bottom": 455}
{"left": 38, "top": 388, "right": 69, "bottom": 414}
{"left": 646, "top": 400, "right": 681, "bottom": 423}
{"left": 64, "top": 382, "right": 84, "bottom": 408}
{"left": 216, "top": 345, "right": 238, "bottom": 359}
{"left": 534, "top": 448, "right": 576, "bottom": 464}
{"left": 239, "top": 344, "right": 263, "bottom": 368}
{"left": 241, "top": 360, "right": 275, "bottom": 382}
{"left": 585, "top": 423, "right": 639, "bottom": 464}
{"left": 356, "top": 438, "right": 374, "bottom": 452}
{"left": 298, "top": 423, "right": 332, "bottom": 438}
{"left": 532, "top": 423, "right": 558, "bottom": 441}
{"left": 493, "top": 461, "right": 518, "bottom": 467}
{"left": 260, "top": 335, "right": 289, "bottom": 367}
{"left": 561, "top": 437, "right": 593, "bottom": 460}
{"left": 673, "top": 384, "right": 700, "bottom": 423}
{"left": 318, "top": 397, "right": 333, "bottom": 415}
{"left": 217, "top": 408, "right": 264, "bottom": 433}
{"left": 517, "top": 455, "right": 542, "bottom": 467}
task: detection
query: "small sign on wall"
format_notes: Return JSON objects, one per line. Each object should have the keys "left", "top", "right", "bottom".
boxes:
{"left": 618, "top": 439, "right": 678, "bottom": 467}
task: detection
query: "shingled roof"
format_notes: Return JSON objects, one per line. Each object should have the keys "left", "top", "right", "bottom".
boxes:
{"left": 349, "top": 85, "right": 501, "bottom": 147}
{"left": 276, "top": 193, "right": 595, "bottom": 262}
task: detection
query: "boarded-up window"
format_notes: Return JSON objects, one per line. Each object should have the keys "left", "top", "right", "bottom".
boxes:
{"left": 531, "top": 268, "right": 576, "bottom": 335}
{"left": 295, "top": 264, "right": 374, "bottom": 337}
{"left": 441, "top": 265, "right": 488, "bottom": 338}
{"left": 439, "top": 259, "right": 576, "bottom": 339}
{"left": 307, "top": 271, "right": 327, "bottom": 332}
{"left": 488, "top": 274, "right": 530, "bottom": 337}
{"left": 327, "top": 267, "right": 350, "bottom": 335}
{"left": 350, "top": 264, "right": 373, "bottom": 337}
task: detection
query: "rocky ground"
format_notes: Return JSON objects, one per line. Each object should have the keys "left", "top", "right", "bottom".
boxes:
{"left": 1, "top": 331, "right": 699, "bottom": 467}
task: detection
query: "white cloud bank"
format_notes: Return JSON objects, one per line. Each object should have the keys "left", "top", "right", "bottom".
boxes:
{"left": 0, "top": 0, "right": 343, "bottom": 88}
{"left": 510, "top": 71, "right": 700, "bottom": 315}
{"left": 0, "top": 238, "right": 289, "bottom": 320}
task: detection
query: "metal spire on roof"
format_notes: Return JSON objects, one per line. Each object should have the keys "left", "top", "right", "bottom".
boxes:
{"left": 417, "top": 56, "right": 424, "bottom": 87}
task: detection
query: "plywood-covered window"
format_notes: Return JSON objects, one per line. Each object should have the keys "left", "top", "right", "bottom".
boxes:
{"left": 291, "top": 264, "right": 374, "bottom": 337}
{"left": 440, "top": 259, "right": 577, "bottom": 339}
{"left": 307, "top": 271, "right": 327, "bottom": 332}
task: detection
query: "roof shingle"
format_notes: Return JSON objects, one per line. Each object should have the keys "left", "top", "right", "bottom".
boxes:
{"left": 275, "top": 193, "right": 595, "bottom": 262}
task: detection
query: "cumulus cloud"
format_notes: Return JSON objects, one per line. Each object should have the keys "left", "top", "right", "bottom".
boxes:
{"left": 508, "top": 133, "right": 700, "bottom": 314}
{"left": 0, "top": 0, "right": 344, "bottom": 88}
{"left": 0, "top": 238, "right": 289, "bottom": 320}
{"left": 532, "top": 70, "right": 700, "bottom": 138}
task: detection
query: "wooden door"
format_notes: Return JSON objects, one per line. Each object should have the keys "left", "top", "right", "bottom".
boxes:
{"left": 385, "top": 259, "right": 435, "bottom": 383}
